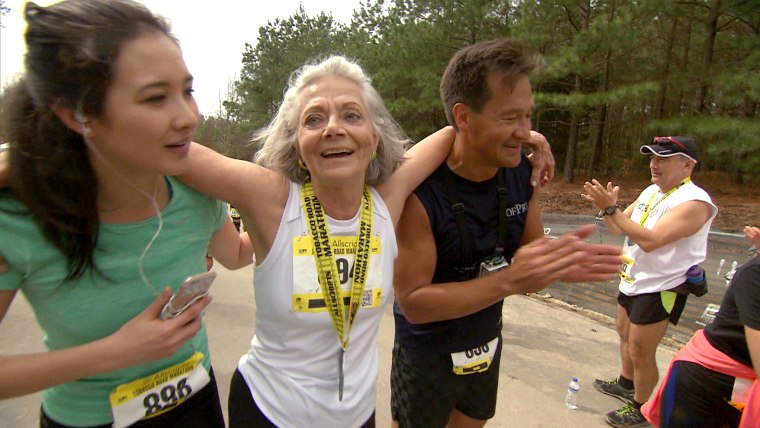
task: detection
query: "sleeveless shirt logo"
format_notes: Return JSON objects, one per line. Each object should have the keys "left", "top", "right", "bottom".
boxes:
{"left": 504, "top": 202, "right": 529, "bottom": 218}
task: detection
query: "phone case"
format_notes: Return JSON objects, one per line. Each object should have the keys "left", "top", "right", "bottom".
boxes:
{"left": 160, "top": 271, "right": 217, "bottom": 319}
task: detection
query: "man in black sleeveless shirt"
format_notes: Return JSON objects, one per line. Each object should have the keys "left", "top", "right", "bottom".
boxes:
{"left": 390, "top": 38, "right": 623, "bottom": 428}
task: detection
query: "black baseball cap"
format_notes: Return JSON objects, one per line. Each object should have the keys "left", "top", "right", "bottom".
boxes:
{"left": 640, "top": 136, "right": 698, "bottom": 162}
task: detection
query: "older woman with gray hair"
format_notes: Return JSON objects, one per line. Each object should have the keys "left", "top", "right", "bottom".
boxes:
{"left": 180, "top": 55, "right": 456, "bottom": 427}
{"left": 156, "top": 50, "right": 563, "bottom": 426}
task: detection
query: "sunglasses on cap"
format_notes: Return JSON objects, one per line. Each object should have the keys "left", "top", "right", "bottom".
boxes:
{"left": 652, "top": 136, "right": 688, "bottom": 151}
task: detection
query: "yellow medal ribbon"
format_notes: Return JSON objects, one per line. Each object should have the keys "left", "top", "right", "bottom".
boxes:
{"left": 300, "top": 181, "right": 373, "bottom": 351}
{"left": 638, "top": 177, "right": 691, "bottom": 226}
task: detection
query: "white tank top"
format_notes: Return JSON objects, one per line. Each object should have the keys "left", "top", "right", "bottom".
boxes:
{"left": 238, "top": 181, "right": 397, "bottom": 427}
{"left": 619, "top": 181, "right": 717, "bottom": 295}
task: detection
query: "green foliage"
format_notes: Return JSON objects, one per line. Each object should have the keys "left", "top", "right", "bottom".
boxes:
{"left": 211, "top": 0, "right": 760, "bottom": 183}
{"left": 229, "top": 6, "right": 348, "bottom": 131}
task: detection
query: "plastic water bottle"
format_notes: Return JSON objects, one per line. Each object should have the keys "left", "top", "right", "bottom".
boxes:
{"left": 725, "top": 260, "right": 738, "bottom": 285}
{"left": 565, "top": 377, "right": 580, "bottom": 409}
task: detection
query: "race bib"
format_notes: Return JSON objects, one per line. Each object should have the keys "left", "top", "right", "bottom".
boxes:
{"left": 109, "top": 352, "right": 209, "bottom": 428}
{"left": 292, "top": 235, "right": 383, "bottom": 312}
{"left": 620, "top": 254, "right": 635, "bottom": 284}
{"left": 451, "top": 337, "right": 499, "bottom": 375}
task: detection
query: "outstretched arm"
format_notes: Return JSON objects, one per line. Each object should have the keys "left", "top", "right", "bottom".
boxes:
{"left": 393, "top": 195, "right": 621, "bottom": 324}
{"left": 177, "top": 143, "right": 287, "bottom": 216}
{"left": 0, "top": 287, "right": 211, "bottom": 399}
{"left": 176, "top": 143, "right": 289, "bottom": 260}
{"left": 377, "top": 127, "right": 455, "bottom": 226}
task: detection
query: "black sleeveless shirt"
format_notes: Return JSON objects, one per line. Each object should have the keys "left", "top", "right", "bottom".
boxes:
{"left": 704, "top": 256, "right": 760, "bottom": 366}
{"left": 393, "top": 155, "right": 533, "bottom": 353}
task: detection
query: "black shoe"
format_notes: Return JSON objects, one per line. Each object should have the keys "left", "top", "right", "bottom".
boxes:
{"left": 605, "top": 401, "right": 650, "bottom": 427}
{"left": 593, "top": 377, "right": 634, "bottom": 402}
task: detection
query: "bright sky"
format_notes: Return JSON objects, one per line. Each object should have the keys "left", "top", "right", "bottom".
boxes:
{"left": 0, "top": 0, "right": 363, "bottom": 116}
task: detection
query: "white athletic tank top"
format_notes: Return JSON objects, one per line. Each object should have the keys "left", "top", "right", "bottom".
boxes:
{"left": 619, "top": 181, "right": 717, "bottom": 295}
{"left": 238, "top": 181, "right": 397, "bottom": 427}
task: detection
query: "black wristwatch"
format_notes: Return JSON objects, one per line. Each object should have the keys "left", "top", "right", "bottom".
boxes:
{"left": 602, "top": 205, "right": 619, "bottom": 216}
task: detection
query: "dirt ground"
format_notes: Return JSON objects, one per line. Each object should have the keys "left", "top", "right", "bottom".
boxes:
{"left": 539, "top": 172, "right": 759, "bottom": 234}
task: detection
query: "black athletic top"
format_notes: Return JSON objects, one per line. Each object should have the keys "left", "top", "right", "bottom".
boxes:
{"left": 393, "top": 155, "right": 533, "bottom": 353}
{"left": 704, "top": 256, "right": 760, "bottom": 366}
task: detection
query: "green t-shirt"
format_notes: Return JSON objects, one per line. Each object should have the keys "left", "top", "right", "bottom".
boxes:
{"left": 0, "top": 177, "right": 226, "bottom": 426}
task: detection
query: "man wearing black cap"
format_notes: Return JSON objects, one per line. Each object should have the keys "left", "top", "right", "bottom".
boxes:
{"left": 582, "top": 136, "right": 718, "bottom": 428}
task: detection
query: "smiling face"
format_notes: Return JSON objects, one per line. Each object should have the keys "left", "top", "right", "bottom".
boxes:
{"left": 85, "top": 32, "right": 199, "bottom": 180}
{"left": 649, "top": 154, "right": 692, "bottom": 191}
{"left": 459, "top": 73, "right": 534, "bottom": 169}
{"left": 295, "top": 76, "right": 379, "bottom": 186}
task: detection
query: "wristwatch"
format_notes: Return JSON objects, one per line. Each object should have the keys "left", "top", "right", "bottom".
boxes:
{"left": 602, "top": 205, "right": 619, "bottom": 216}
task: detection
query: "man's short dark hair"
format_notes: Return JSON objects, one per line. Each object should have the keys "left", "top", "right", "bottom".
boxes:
{"left": 440, "top": 38, "right": 542, "bottom": 130}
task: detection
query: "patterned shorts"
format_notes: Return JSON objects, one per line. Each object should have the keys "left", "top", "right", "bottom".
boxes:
{"left": 390, "top": 337, "right": 502, "bottom": 427}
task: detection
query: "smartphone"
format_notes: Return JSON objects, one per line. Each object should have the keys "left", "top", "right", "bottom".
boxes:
{"left": 160, "top": 271, "right": 217, "bottom": 320}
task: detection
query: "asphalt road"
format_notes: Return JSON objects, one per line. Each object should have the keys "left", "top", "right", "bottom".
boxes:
{"left": 3, "top": 213, "right": 742, "bottom": 427}
{"left": 1, "top": 257, "right": 676, "bottom": 428}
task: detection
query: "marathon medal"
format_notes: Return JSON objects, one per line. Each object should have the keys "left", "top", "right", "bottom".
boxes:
{"left": 301, "top": 182, "right": 373, "bottom": 401}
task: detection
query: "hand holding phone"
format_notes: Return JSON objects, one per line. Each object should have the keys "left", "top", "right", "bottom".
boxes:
{"left": 160, "top": 271, "right": 217, "bottom": 320}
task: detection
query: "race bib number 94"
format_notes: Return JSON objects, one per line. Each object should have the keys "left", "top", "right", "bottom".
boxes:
{"left": 109, "top": 352, "right": 209, "bottom": 428}
{"left": 292, "top": 235, "right": 383, "bottom": 312}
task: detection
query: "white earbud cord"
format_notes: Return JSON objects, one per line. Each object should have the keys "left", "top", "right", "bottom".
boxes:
{"left": 80, "top": 118, "right": 164, "bottom": 296}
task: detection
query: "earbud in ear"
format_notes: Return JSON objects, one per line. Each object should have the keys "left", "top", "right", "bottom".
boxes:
{"left": 74, "top": 111, "right": 92, "bottom": 137}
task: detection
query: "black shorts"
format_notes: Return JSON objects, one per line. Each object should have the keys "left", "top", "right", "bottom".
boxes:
{"left": 658, "top": 361, "right": 741, "bottom": 427}
{"left": 390, "top": 336, "right": 502, "bottom": 428}
{"left": 617, "top": 290, "right": 688, "bottom": 326}
{"left": 228, "top": 368, "right": 375, "bottom": 428}
{"left": 40, "top": 367, "right": 224, "bottom": 428}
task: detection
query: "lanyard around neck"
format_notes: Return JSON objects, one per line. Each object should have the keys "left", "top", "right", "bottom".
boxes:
{"left": 300, "top": 181, "right": 373, "bottom": 350}
{"left": 639, "top": 177, "right": 691, "bottom": 225}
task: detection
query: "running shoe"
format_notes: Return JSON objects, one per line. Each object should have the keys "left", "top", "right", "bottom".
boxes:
{"left": 594, "top": 377, "right": 634, "bottom": 402}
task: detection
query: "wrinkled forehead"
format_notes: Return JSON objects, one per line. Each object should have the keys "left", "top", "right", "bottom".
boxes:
{"left": 298, "top": 76, "right": 365, "bottom": 109}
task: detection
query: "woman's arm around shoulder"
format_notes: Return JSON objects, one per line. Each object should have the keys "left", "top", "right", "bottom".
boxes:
{"left": 177, "top": 143, "right": 290, "bottom": 258}
{"left": 176, "top": 143, "right": 289, "bottom": 222}
{"left": 377, "top": 126, "right": 455, "bottom": 226}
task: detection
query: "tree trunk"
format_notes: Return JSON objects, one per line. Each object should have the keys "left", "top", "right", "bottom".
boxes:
{"left": 563, "top": 107, "right": 580, "bottom": 183}
{"left": 695, "top": 0, "right": 722, "bottom": 113}
{"left": 677, "top": 19, "right": 693, "bottom": 115}
{"left": 562, "top": 0, "right": 591, "bottom": 183}
{"left": 589, "top": 0, "right": 616, "bottom": 177}
{"left": 656, "top": 15, "right": 679, "bottom": 120}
